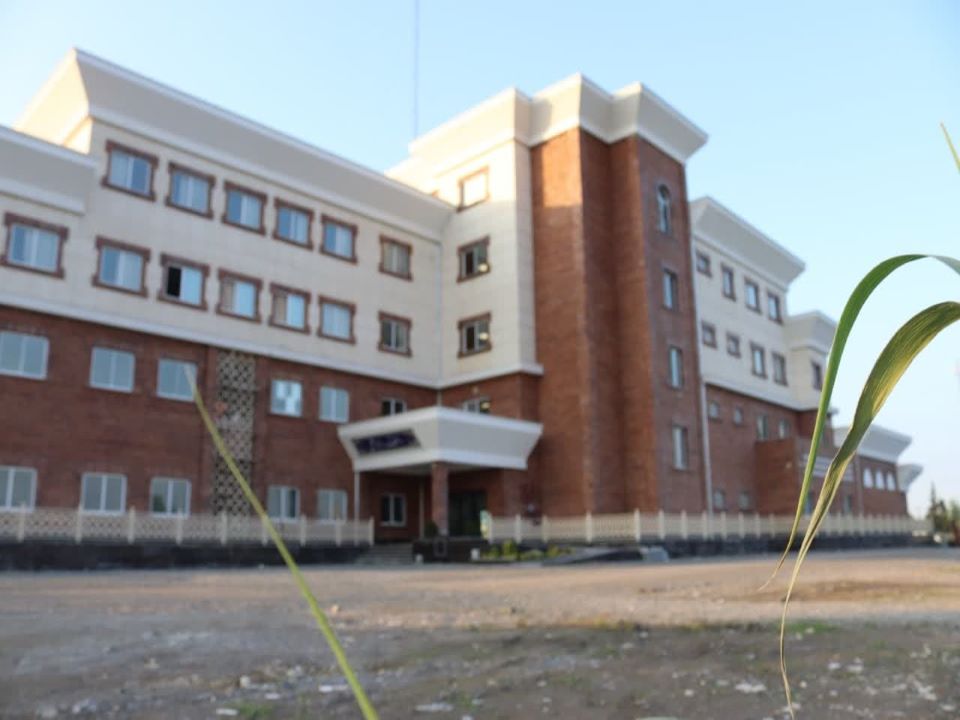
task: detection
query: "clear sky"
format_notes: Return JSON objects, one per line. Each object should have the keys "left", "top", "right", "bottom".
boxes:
{"left": 1, "top": 1, "right": 957, "bottom": 516}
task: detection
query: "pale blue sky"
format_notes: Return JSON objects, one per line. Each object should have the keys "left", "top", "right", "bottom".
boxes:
{"left": 1, "top": 1, "right": 957, "bottom": 515}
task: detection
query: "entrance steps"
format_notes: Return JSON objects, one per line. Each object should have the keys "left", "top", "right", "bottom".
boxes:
{"left": 354, "top": 542, "right": 414, "bottom": 565}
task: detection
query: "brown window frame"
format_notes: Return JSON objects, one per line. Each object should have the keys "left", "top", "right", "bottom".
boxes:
{"left": 273, "top": 198, "right": 315, "bottom": 250}
{"left": 812, "top": 360, "right": 824, "bottom": 390}
{"left": 378, "top": 311, "right": 412, "bottom": 357}
{"left": 102, "top": 140, "right": 158, "bottom": 201}
{"left": 767, "top": 290, "right": 783, "bottom": 323}
{"left": 457, "top": 313, "right": 492, "bottom": 358}
{"left": 457, "top": 167, "right": 489, "bottom": 211}
{"left": 457, "top": 237, "right": 490, "bottom": 282}
{"left": 1, "top": 213, "right": 68, "bottom": 279}
{"left": 701, "top": 322, "right": 717, "bottom": 348}
{"left": 92, "top": 236, "right": 150, "bottom": 297}
{"left": 268, "top": 282, "right": 311, "bottom": 334}
{"left": 221, "top": 181, "right": 267, "bottom": 235}
{"left": 158, "top": 253, "right": 210, "bottom": 311}
{"left": 695, "top": 250, "right": 711, "bottom": 276}
{"left": 771, "top": 351, "right": 788, "bottom": 385}
{"left": 317, "top": 295, "right": 356, "bottom": 344}
{"left": 750, "top": 342, "right": 767, "bottom": 378}
{"left": 726, "top": 332, "right": 741, "bottom": 357}
{"left": 721, "top": 264, "right": 736, "bottom": 300}
{"left": 379, "top": 236, "right": 413, "bottom": 280}
{"left": 320, "top": 214, "right": 358, "bottom": 264}
{"left": 165, "top": 162, "right": 215, "bottom": 219}
{"left": 216, "top": 269, "right": 262, "bottom": 323}
{"left": 744, "top": 278, "right": 761, "bottom": 313}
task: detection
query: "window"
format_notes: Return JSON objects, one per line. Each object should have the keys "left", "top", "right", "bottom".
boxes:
{"left": 668, "top": 346, "right": 684, "bottom": 388}
{"left": 458, "top": 169, "right": 488, "bottom": 209}
{"left": 713, "top": 490, "right": 726, "bottom": 511}
{"left": 160, "top": 255, "right": 206, "bottom": 307}
{"left": 104, "top": 142, "right": 155, "bottom": 198}
{"left": 0, "top": 331, "right": 48, "bottom": 380}
{"left": 90, "top": 347, "right": 135, "bottom": 392}
{"left": 804, "top": 490, "right": 816, "bottom": 515}
{"left": 274, "top": 201, "right": 312, "bottom": 246}
{"left": 772, "top": 353, "right": 787, "bottom": 385}
{"left": 842, "top": 495, "right": 853, "bottom": 514}
{"left": 317, "top": 489, "right": 348, "bottom": 523}
{"left": 0, "top": 466, "right": 36, "bottom": 510}
{"left": 268, "top": 485, "right": 299, "bottom": 522}
{"left": 778, "top": 419, "right": 791, "bottom": 439}
{"left": 321, "top": 216, "right": 356, "bottom": 261}
{"left": 381, "top": 397, "right": 407, "bottom": 416}
{"left": 726, "top": 333, "right": 741, "bottom": 357}
{"left": 458, "top": 238, "right": 490, "bottom": 280}
{"left": 95, "top": 238, "right": 148, "bottom": 294}
{"left": 81, "top": 473, "right": 126, "bottom": 514}
{"left": 756, "top": 414, "right": 769, "bottom": 441}
{"left": 149, "top": 477, "right": 191, "bottom": 516}
{"left": 738, "top": 491, "right": 752, "bottom": 512}
{"left": 319, "top": 299, "right": 354, "bottom": 342}
{"left": 218, "top": 272, "right": 260, "bottom": 320}
{"left": 751, "top": 344, "right": 766, "bottom": 377}
{"left": 380, "top": 237, "right": 412, "bottom": 279}
{"left": 886, "top": 472, "right": 897, "bottom": 491}
{"left": 863, "top": 468, "right": 874, "bottom": 489}
{"left": 379, "top": 313, "right": 411, "bottom": 355}
{"left": 459, "top": 314, "right": 492, "bottom": 356}
{"left": 656, "top": 185, "right": 672, "bottom": 235}
{"left": 463, "top": 396, "right": 491, "bottom": 414}
{"left": 721, "top": 266, "right": 736, "bottom": 299}
{"left": 157, "top": 358, "right": 197, "bottom": 401}
{"left": 701, "top": 323, "right": 717, "bottom": 348}
{"left": 167, "top": 164, "right": 212, "bottom": 216}
{"left": 812, "top": 361, "right": 824, "bottom": 390}
{"left": 270, "top": 285, "right": 308, "bottom": 331}
{"left": 3, "top": 214, "right": 66, "bottom": 276}
{"left": 223, "top": 183, "right": 265, "bottom": 232}
{"left": 271, "top": 379, "right": 303, "bottom": 416}
{"left": 733, "top": 406, "right": 744, "bottom": 425}
{"left": 745, "top": 280, "right": 760, "bottom": 311}
{"left": 663, "top": 269, "right": 679, "bottom": 309}
{"left": 671, "top": 425, "right": 689, "bottom": 469}
{"left": 767, "top": 292, "right": 782, "bottom": 322}
{"left": 695, "top": 251, "right": 711, "bottom": 276}
{"left": 707, "top": 400, "right": 721, "bottom": 420}
{"left": 319, "top": 386, "right": 350, "bottom": 423}
{"left": 380, "top": 493, "right": 406, "bottom": 526}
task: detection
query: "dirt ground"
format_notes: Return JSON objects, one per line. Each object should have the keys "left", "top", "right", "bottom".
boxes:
{"left": 2, "top": 547, "right": 960, "bottom": 719}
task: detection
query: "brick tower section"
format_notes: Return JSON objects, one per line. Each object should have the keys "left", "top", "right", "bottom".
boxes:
{"left": 531, "top": 128, "right": 706, "bottom": 516}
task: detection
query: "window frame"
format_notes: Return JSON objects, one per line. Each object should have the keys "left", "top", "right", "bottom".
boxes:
{"left": 756, "top": 414, "right": 770, "bottom": 441}
{"left": 656, "top": 184, "right": 672, "bottom": 236}
{"left": 721, "top": 265, "right": 736, "bottom": 300}
{"left": 462, "top": 396, "right": 492, "bottom": 414}
{"left": 216, "top": 269, "right": 262, "bottom": 323}
{"left": 0, "top": 465, "right": 37, "bottom": 511}
{"left": 156, "top": 357, "right": 198, "bottom": 402}
{"left": 777, "top": 418, "right": 791, "bottom": 439}
{"left": 767, "top": 291, "right": 783, "bottom": 323}
{"left": 707, "top": 400, "right": 721, "bottom": 421}
{"left": 750, "top": 343, "right": 767, "bottom": 378}
{"left": 378, "top": 312, "right": 412, "bottom": 357}
{"left": 165, "top": 162, "right": 215, "bottom": 218}
{"left": 317, "top": 296, "right": 356, "bottom": 344}
{"left": 732, "top": 406, "right": 744, "bottom": 425}
{"left": 662, "top": 268, "right": 679, "bottom": 310}
{"left": 701, "top": 322, "right": 717, "bottom": 348}
{"left": 379, "top": 236, "right": 413, "bottom": 280}
{"left": 158, "top": 253, "right": 209, "bottom": 310}
{"left": 0, "top": 330, "right": 49, "bottom": 380}
{"left": 458, "top": 313, "right": 492, "bottom": 357}
{"left": 381, "top": 397, "right": 407, "bottom": 416}
{"left": 863, "top": 468, "right": 874, "bottom": 489}
{"left": 2, "top": 213, "right": 68, "bottom": 278}
{"left": 319, "top": 386, "right": 350, "bottom": 424}
{"left": 89, "top": 346, "right": 136, "bottom": 393}
{"left": 667, "top": 345, "right": 684, "bottom": 389}
{"left": 457, "top": 167, "right": 489, "bottom": 211}
{"left": 772, "top": 352, "right": 788, "bottom": 385}
{"left": 270, "top": 378, "right": 304, "bottom": 417}
{"left": 320, "top": 214, "right": 358, "bottom": 263}
{"left": 744, "top": 278, "right": 761, "bottom": 312}
{"left": 726, "top": 332, "right": 741, "bottom": 357}
{"left": 221, "top": 181, "right": 267, "bottom": 235}
{"left": 267, "top": 485, "right": 300, "bottom": 522}
{"left": 268, "top": 282, "right": 311, "bottom": 334}
{"left": 149, "top": 476, "right": 191, "bottom": 516}
{"left": 738, "top": 491, "right": 752, "bottom": 512}
{"left": 695, "top": 251, "right": 712, "bottom": 276}
{"left": 317, "top": 488, "right": 348, "bottom": 523}
{"left": 812, "top": 361, "right": 824, "bottom": 390}
{"left": 80, "top": 472, "right": 127, "bottom": 515}
{"left": 457, "top": 237, "right": 491, "bottom": 281}
{"left": 273, "top": 198, "right": 315, "bottom": 249}
{"left": 102, "top": 140, "right": 158, "bottom": 201}
{"left": 93, "top": 236, "right": 150, "bottom": 297}
{"left": 713, "top": 489, "right": 727, "bottom": 512}
{"left": 380, "top": 492, "right": 407, "bottom": 527}
{"left": 671, "top": 424, "right": 689, "bottom": 470}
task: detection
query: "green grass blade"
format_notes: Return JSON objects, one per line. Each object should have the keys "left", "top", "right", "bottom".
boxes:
{"left": 779, "top": 300, "right": 960, "bottom": 714}
{"left": 943, "top": 123, "right": 960, "bottom": 172}
{"left": 190, "top": 379, "right": 379, "bottom": 720}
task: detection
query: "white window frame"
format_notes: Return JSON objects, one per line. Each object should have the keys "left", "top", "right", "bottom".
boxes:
{"left": 271, "top": 379, "right": 303, "bottom": 417}
{"left": 745, "top": 280, "right": 760, "bottom": 311}
{"left": 668, "top": 346, "right": 684, "bottom": 388}
{"left": 322, "top": 219, "right": 355, "bottom": 259}
{"left": 721, "top": 266, "right": 736, "bottom": 299}
{"left": 380, "top": 492, "right": 406, "bottom": 527}
{"left": 317, "top": 489, "right": 348, "bottom": 523}
{"left": 756, "top": 414, "right": 770, "bottom": 441}
{"left": 320, "top": 301, "right": 353, "bottom": 341}
{"left": 220, "top": 276, "right": 258, "bottom": 319}
{"left": 671, "top": 425, "right": 689, "bottom": 470}
{"left": 80, "top": 473, "right": 127, "bottom": 515}
{"left": 107, "top": 148, "right": 152, "bottom": 196}
{"left": 380, "top": 317, "right": 410, "bottom": 354}
{"left": 656, "top": 185, "right": 672, "bottom": 235}
{"left": 772, "top": 353, "right": 788, "bottom": 385}
{"left": 663, "top": 269, "right": 679, "bottom": 310}
{"left": 751, "top": 344, "right": 766, "bottom": 377}
{"left": 156, "top": 358, "right": 197, "bottom": 401}
{"left": 863, "top": 468, "right": 874, "bottom": 488}
{"left": 707, "top": 401, "right": 721, "bottom": 420}
{"left": 271, "top": 289, "right": 307, "bottom": 330}
{"left": 0, "top": 466, "right": 37, "bottom": 511}
{"left": 886, "top": 472, "right": 897, "bottom": 491}
{"left": 778, "top": 419, "right": 790, "bottom": 439}
{"left": 149, "top": 477, "right": 191, "bottom": 516}
{"left": 767, "top": 292, "right": 782, "bottom": 322}
{"left": 226, "top": 188, "right": 263, "bottom": 229}
{"left": 161, "top": 261, "right": 204, "bottom": 305}
{"left": 381, "top": 239, "right": 411, "bottom": 277}
{"left": 0, "top": 331, "right": 49, "bottom": 380}
{"left": 381, "top": 397, "right": 407, "bottom": 416}
{"left": 89, "top": 347, "right": 135, "bottom": 393}
{"left": 459, "top": 316, "right": 491, "bottom": 355}
{"left": 319, "top": 386, "right": 350, "bottom": 423}
{"left": 733, "top": 406, "right": 744, "bottom": 425}
{"left": 276, "top": 204, "right": 311, "bottom": 245}
{"left": 98, "top": 246, "right": 144, "bottom": 292}
{"left": 267, "top": 485, "right": 300, "bottom": 522}
{"left": 7, "top": 222, "right": 60, "bottom": 273}
{"left": 169, "top": 169, "right": 210, "bottom": 214}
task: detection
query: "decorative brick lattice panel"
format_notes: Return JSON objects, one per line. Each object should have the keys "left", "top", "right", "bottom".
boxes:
{"left": 211, "top": 351, "right": 257, "bottom": 515}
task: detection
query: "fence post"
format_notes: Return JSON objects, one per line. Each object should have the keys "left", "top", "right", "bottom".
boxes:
{"left": 515, "top": 514, "right": 523, "bottom": 544}
{"left": 767, "top": 513, "right": 775, "bottom": 538}
{"left": 299, "top": 514, "right": 307, "bottom": 547}
{"left": 75, "top": 506, "right": 83, "bottom": 544}
{"left": 367, "top": 517, "right": 374, "bottom": 545}
{"left": 658, "top": 509, "right": 666, "bottom": 540}
{"left": 720, "top": 512, "right": 728, "bottom": 541}
{"left": 681, "top": 511, "right": 688, "bottom": 540}
{"left": 737, "top": 512, "right": 745, "bottom": 539}
{"left": 335, "top": 520, "right": 342, "bottom": 547}
{"left": 633, "top": 509, "right": 642, "bottom": 543}
{"left": 220, "top": 513, "right": 228, "bottom": 545}
{"left": 541, "top": 515, "right": 550, "bottom": 544}
{"left": 488, "top": 515, "right": 496, "bottom": 544}
{"left": 16, "top": 510, "right": 26, "bottom": 542}
{"left": 126, "top": 507, "right": 136, "bottom": 544}
{"left": 753, "top": 512, "right": 760, "bottom": 538}
{"left": 585, "top": 512, "right": 594, "bottom": 544}
{"left": 261, "top": 518, "right": 268, "bottom": 546}
{"left": 175, "top": 512, "right": 184, "bottom": 546}
{"left": 858, "top": 513, "right": 865, "bottom": 536}
{"left": 701, "top": 511, "right": 709, "bottom": 540}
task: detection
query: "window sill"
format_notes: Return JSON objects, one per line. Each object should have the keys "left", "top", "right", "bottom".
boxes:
{"left": 273, "top": 231, "right": 315, "bottom": 251}
{"left": 158, "top": 294, "right": 208, "bottom": 312}
{"left": 165, "top": 197, "right": 214, "bottom": 219}
{"left": 91, "top": 276, "right": 147, "bottom": 297}
{"left": 221, "top": 216, "right": 266, "bottom": 236}
{"left": 318, "top": 330, "right": 356, "bottom": 345}
{"left": 378, "top": 344, "right": 412, "bottom": 357}
{"left": 101, "top": 178, "right": 156, "bottom": 202}
{"left": 0, "top": 258, "right": 64, "bottom": 279}
{"left": 89, "top": 383, "right": 135, "bottom": 394}
{"left": 458, "top": 346, "right": 492, "bottom": 358}
{"left": 216, "top": 306, "right": 262, "bottom": 324}
{"left": 320, "top": 246, "right": 358, "bottom": 264}
{"left": 268, "top": 318, "right": 311, "bottom": 335}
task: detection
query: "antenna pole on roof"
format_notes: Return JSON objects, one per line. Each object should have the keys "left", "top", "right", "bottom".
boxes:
{"left": 413, "top": 0, "right": 420, "bottom": 140}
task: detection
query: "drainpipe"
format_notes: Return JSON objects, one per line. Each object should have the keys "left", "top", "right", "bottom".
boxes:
{"left": 689, "top": 233, "right": 714, "bottom": 515}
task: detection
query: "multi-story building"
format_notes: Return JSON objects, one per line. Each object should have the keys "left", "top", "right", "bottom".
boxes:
{"left": 0, "top": 50, "right": 920, "bottom": 541}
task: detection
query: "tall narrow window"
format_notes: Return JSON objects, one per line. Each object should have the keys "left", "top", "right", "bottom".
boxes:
{"left": 812, "top": 361, "right": 824, "bottom": 390}
{"left": 274, "top": 200, "right": 312, "bottom": 247}
{"left": 863, "top": 468, "right": 874, "bottom": 488}
{"left": 95, "top": 238, "right": 148, "bottom": 295}
{"left": 739, "top": 491, "right": 752, "bottom": 511}
{"left": 270, "top": 284, "right": 309, "bottom": 332}
{"left": 733, "top": 406, "right": 744, "bottom": 425}
{"left": 458, "top": 169, "right": 488, "bottom": 209}
{"left": 317, "top": 489, "right": 348, "bottom": 523}
{"left": 380, "top": 237, "right": 412, "bottom": 279}
{"left": 458, "top": 314, "right": 491, "bottom": 356}
{"left": 223, "top": 183, "right": 265, "bottom": 233}
{"left": 167, "top": 164, "right": 213, "bottom": 216}
{"left": 663, "top": 269, "right": 679, "bottom": 310}
{"left": 90, "top": 347, "right": 135, "bottom": 392}
{"left": 160, "top": 255, "right": 207, "bottom": 307}
{"left": 721, "top": 265, "right": 736, "bottom": 299}
{"left": 701, "top": 323, "right": 717, "bottom": 348}
{"left": 379, "top": 313, "right": 411, "bottom": 355}
{"left": 270, "top": 379, "right": 303, "bottom": 417}
{"left": 668, "top": 346, "right": 684, "bottom": 388}
{"left": 3, "top": 214, "right": 67, "bottom": 276}
{"left": 671, "top": 425, "right": 689, "bottom": 469}
{"left": 772, "top": 353, "right": 787, "bottom": 385}
{"left": 745, "top": 279, "right": 760, "bottom": 311}
{"left": 319, "top": 298, "right": 354, "bottom": 342}
{"left": 380, "top": 493, "right": 406, "bottom": 526}
{"left": 778, "top": 418, "right": 791, "bottom": 439}
{"left": 713, "top": 490, "right": 727, "bottom": 511}
{"left": 751, "top": 344, "right": 766, "bottom": 377}
{"left": 218, "top": 272, "right": 260, "bottom": 320}
{"left": 656, "top": 185, "right": 672, "bottom": 235}
{"left": 81, "top": 473, "right": 126, "bottom": 514}
{"left": 756, "top": 414, "right": 769, "bottom": 441}
{"left": 319, "top": 386, "right": 350, "bottom": 423}
{"left": 695, "top": 251, "right": 711, "bottom": 275}
{"left": 267, "top": 485, "right": 299, "bottom": 521}
{"left": 104, "top": 142, "right": 156, "bottom": 198}
{"left": 707, "top": 400, "right": 721, "bottom": 420}
{"left": 157, "top": 358, "right": 197, "bottom": 401}
{"left": 458, "top": 238, "right": 490, "bottom": 280}
{"left": 726, "top": 333, "right": 741, "bottom": 357}
{"left": 0, "top": 466, "right": 36, "bottom": 510}
{"left": 0, "top": 331, "right": 48, "bottom": 380}
{"left": 321, "top": 216, "right": 357, "bottom": 261}
{"left": 767, "top": 292, "right": 782, "bottom": 322}
{"left": 150, "top": 477, "right": 191, "bottom": 516}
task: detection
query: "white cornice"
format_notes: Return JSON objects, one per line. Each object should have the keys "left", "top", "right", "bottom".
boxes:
{"left": 702, "top": 374, "right": 817, "bottom": 412}
{"left": 835, "top": 424, "right": 912, "bottom": 463}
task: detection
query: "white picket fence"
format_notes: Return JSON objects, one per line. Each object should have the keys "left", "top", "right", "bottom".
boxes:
{"left": 0, "top": 507, "right": 374, "bottom": 547}
{"left": 486, "top": 510, "right": 931, "bottom": 545}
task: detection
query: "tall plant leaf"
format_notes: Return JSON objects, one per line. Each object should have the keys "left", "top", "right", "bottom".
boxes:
{"left": 943, "top": 123, "right": 960, "bottom": 171}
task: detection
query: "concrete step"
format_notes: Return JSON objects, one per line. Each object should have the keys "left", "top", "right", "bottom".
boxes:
{"left": 354, "top": 543, "right": 414, "bottom": 565}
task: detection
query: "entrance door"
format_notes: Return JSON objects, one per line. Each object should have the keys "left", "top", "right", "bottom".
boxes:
{"left": 448, "top": 491, "right": 487, "bottom": 537}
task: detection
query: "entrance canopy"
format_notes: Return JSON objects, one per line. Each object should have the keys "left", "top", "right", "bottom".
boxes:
{"left": 336, "top": 406, "right": 542, "bottom": 473}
